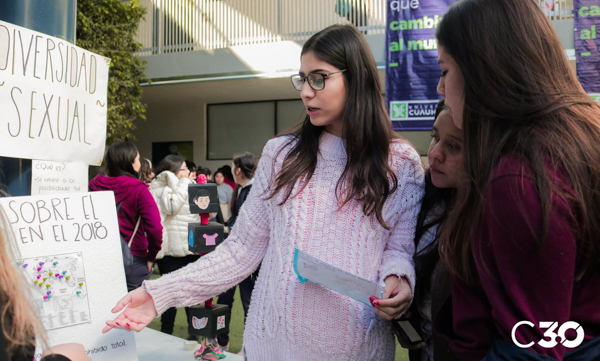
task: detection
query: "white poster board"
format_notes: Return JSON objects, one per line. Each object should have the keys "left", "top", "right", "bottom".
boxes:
{"left": 32, "top": 160, "right": 88, "bottom": 195}
{"left": 0, "top": 192, "right": 137, "bottom": 361}
{"left": 0, "top": 20, "right": 110, "bottom": 165}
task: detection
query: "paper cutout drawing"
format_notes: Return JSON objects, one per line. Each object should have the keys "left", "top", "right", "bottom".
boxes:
{"left": 203, "top": 233, "right": 219, "bottom": 246}
{"left": 194, "top": 189, "right": 211, "bottom": 210}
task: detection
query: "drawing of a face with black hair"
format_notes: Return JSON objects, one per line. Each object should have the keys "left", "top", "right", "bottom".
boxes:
{"left": 194, "top": 189, "right": 211, "bottom": 210}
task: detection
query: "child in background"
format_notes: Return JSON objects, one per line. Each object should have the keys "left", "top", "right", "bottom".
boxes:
{"left": 104, "top": 24, "right": 424, "bottom": 361}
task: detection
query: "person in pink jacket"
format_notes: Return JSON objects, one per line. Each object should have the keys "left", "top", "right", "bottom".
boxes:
{"left": 89, "top": 141, "right": 163, "bottom": 292}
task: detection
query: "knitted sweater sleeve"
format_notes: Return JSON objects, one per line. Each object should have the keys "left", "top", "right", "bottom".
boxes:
{"left": 378, "top": 145, "right": 425, "bottom": 291}
{"left": 144, "top": 141, "right": 275, "bottom": 315}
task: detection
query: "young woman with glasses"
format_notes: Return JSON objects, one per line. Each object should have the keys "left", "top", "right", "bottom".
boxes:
{"left": 432, "top": 0, "right": 600, "bottom": 360}
{"left": 103, "top": 24, "right": 424, "bottom": 360}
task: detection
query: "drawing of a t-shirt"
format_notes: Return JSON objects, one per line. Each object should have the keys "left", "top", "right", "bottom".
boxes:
{"left": 203, "top": 233, "right": 219, "bottom": 246}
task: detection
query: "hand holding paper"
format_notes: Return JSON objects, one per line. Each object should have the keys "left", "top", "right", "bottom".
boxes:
{"left": 370, "top": 275, "right": 412, "bottom": 320}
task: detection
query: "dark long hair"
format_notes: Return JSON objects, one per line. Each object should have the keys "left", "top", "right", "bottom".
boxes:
{"left": 230, "top": 152, "right": 257, "bottom": 217}
{"left": 268, "top": 24, "right": 401, "bottom": 229}
{"left": 138, "top": 158, "right": 153, "bottom": 183}
{"left": 154, "top": 155, "right": 185, "bottom": 175}
{"left": 219, "top": 165, "right": 234, "bottom": 183}
{"left": 104, "top": 141, "right": 139, "bottom": 178}
{"left": 437, "top": 0, "right": 600, "bottom": 284}
{"left": 413, "top": 99, "right": 456, "bottom": 302}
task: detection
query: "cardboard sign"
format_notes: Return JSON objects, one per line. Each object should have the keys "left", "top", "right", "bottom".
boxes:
{"left": 31, "top": 160, "right": 88, "bottom": 195}
{"left": 0, "top": 20, "right": 110, "bottom": 165}
{"left": 0, "top": 192, "right": 137, "bottom": 360}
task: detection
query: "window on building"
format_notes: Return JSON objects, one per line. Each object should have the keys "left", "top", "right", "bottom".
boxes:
{"left": 207, "top": 100, "right": 304, "bottom": 160}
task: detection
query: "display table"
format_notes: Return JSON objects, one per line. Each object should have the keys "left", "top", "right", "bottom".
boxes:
{"left": 135, "top": 328, "right": 244, "bottom": 361}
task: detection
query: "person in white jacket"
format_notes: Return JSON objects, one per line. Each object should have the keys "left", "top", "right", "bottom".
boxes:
{"left": 149, "top": 155, "right": 200, "bottom": 340}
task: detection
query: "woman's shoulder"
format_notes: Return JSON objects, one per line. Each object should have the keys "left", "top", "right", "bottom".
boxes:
{"left": 389, "top": 138, "right": 424, "bottom": 175}
{"left": 263, "top": 135, "right": 297, "bottom": 158}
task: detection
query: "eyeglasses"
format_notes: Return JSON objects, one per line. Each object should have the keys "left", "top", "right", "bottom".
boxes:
{"left": 290, "top": 70, "right": 346, "bottom": 91}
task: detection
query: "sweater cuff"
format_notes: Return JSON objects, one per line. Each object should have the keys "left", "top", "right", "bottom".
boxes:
{"left": 143, "top": 279, "right": 176, "bottom": 316}
{"left": 380, "top": 261, "right": 415, "bottom": 295}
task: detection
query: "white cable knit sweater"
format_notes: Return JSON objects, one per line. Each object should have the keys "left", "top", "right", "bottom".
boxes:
{"left": 144, "top": 132, "right": 425, "bottom": 360}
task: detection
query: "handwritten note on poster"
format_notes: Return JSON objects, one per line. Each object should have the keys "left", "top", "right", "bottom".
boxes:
{"left": 0, "top": 192, "right": 138, "bottom": 360}
{"left": 32, "top": 160, "right": 88, "bottom": 195}
{"left": 0, "top": 20, "right": 109, "bottom": 165}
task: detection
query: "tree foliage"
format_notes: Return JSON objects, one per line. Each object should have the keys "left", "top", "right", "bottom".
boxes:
{"left": 77, "top": 0, "right": 149, "bottom": 144}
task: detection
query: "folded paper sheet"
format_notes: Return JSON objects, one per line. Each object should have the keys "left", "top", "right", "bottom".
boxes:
{"left": 293, "top": 248, "right": 385, "bottom": 307}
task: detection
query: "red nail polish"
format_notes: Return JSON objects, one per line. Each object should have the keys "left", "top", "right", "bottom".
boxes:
{"left": 116, "top": 322, "right": 119, "bottom": 325}
{"left": 126, "top": 323, "right": 130, "bottom": 327}
{"left": 373, "top": 301, "right": 380, "bottom": 306}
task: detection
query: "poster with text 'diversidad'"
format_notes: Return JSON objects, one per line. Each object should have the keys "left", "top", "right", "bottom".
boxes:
{"left": 0, "top": 191, "right": 137, "bottom": 361}
{"left": 0, "top": 20, "right": 109, "bottom": 166}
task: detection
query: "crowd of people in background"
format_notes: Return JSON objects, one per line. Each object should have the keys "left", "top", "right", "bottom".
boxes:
{"left": 88, "top": 144, "right": 259, "bottom": 355}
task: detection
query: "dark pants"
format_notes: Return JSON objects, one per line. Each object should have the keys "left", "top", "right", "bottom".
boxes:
{"left": 216, "top": 268, "right": 259, "bottom": 346}
{"left": 156, "top": 255, "right": 201, "bottom": 334}
{"left": 126, "top": 256, "right": 152, "bottom": 292}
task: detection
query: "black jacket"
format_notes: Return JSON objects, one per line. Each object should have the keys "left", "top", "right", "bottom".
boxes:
{"left": 228, "top": 183, "right": 252, "bottom": 230}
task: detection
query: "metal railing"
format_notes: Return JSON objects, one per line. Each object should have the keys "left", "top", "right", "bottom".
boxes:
{"left": 135, "top": 0, "right": 386, "bottom": 55}
{"left": 135, "top": 0, "right": 574, "bottom": 56}
{"left": 536, "top": 0, "right": 574, "bottom": 20}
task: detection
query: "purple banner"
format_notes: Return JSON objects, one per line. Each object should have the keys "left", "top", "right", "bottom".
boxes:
{"left": 385, "top": 0, "right": 456, "bottom": 131}
{"left": 575, "top": 1, "right": 600, "bottom": 93}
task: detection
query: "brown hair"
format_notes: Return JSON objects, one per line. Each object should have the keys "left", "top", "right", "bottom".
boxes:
{"left": 103, "top": 141, "right": 139, "bottom": 178}
{"left": 230, "top": 152, "right": 257, "bottom": 217}
{"left": 268, "top": 24, "right": 401, "bottom": 229}
{"left": 138, "top": 158, "right": 154, "bottom": 183}
{"left": 154, "top": 155, "right": 185, "bottom": 176}
{"left": 0, "top": 205, "right": 46, "bottom": 358}
{"left": 436, "top": 0, "right": 600, "bottom": 284}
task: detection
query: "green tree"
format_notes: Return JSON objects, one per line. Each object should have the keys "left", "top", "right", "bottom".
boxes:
{"left": 77, "top": 0, "right": 149, "bottom": 144}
